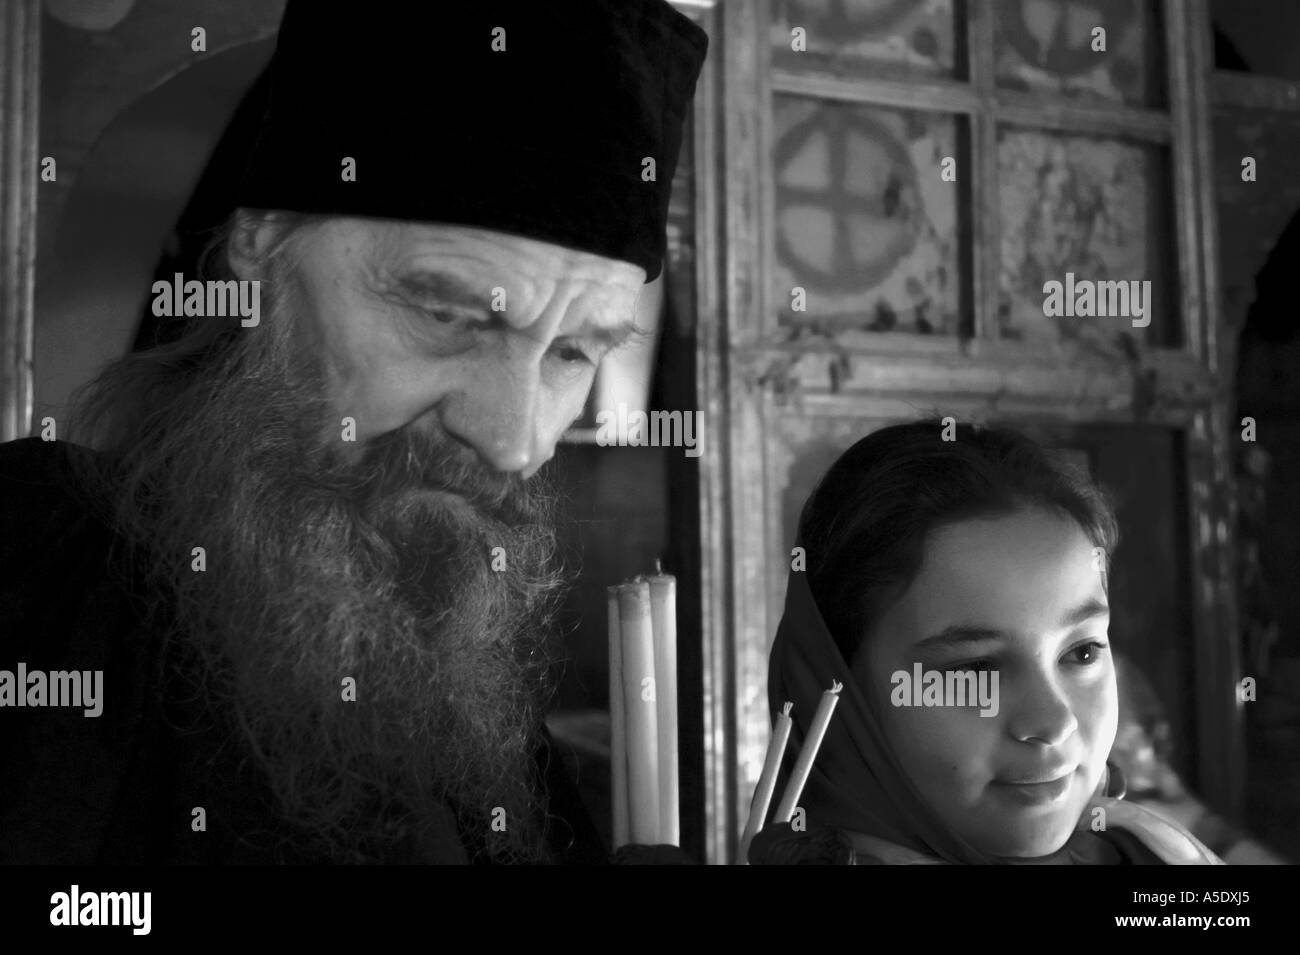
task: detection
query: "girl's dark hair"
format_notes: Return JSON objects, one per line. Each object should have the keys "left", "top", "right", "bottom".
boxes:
{"left": 801, "top": 419, "right": 1120, "bottom": 664}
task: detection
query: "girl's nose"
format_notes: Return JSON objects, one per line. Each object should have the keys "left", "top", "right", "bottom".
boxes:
{"left": 1005, "top": 675, "right": 1079, "bottom": 747}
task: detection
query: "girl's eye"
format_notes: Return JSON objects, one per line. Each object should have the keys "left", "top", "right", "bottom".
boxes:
{"left": 1064, "top": 640, "right": 1109, "bottom": 666}
{"left": 945, "top": 659, "right": 994, "bottom": 674}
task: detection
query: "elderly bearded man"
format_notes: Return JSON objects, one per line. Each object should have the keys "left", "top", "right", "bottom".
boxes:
{"left": 0, "top": 0, "right": 707, "bottom": 864}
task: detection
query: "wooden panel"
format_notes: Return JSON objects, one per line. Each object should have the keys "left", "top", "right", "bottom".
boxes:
{"left": 770, "top": 0, "right": 962, "bottom": 82}
{"left": 971, "top": 0, "right": 998, "bottom": 339}
{"left": 763, "top": 413, "right": 901, "bottom": 637}
{"left": 1166, "top": 0, "right": 1212, "bottom": 371}
{"left": 704, "top": 0, "right": 770, "bottom": 865}
{"left": 668, "top": 0, "right": 734, "bottom": 867}
{"left": 0, "top": 0, "right": 39, "bottom": 441}
{"left": 993, "top": 0, "right": 1166, "bottom": 109}
{"left": 996, "top": 128, "right": 1178, "bottom": 349}
{"left": 772, "top": 95, "right": 966, "bottom": 336}
{"left": 993, "top": 91, "right": 1172, "bottom": 140}
{"left": 739, "top": 340, "right": 1217, "bottom": 422}
{"left": 1212, "top": 70, "right": 1300, "bottom": 112}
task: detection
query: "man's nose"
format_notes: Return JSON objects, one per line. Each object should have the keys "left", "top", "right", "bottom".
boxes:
{"left": 441, "top": 359, "right": 543, "bottom": 474}
{"left": 1005, "top": 673, "right": 1079, "bottom": 747}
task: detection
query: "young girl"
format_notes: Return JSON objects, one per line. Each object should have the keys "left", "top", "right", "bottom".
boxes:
{"left": 752, "top": 419, "right": 1222, "bottom": 865}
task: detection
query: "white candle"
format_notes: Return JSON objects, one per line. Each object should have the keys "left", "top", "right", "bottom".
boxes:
{"left": 618, "top": 581, "right": 660, "bottom": 843}
{"left": 648, "top": 562, "right": 679, "bottom": 845}
{"left": 774, "top": 681, "right": 842, "bottom": 824}
{"left": 739, "top": 701, "right": 793, "bottom": 863}
{"left": 607, "top": 587, "right": 630, "bottom": 848}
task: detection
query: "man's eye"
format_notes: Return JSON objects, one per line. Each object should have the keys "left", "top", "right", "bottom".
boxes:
{"left": 424, "top": 308, "right": 474, "bottom": 327}
{"left": 403, "top": 307, "right": 479, "bottom": 355}
{"left": 553, "top": 344, "right": 595, "bottom": 365}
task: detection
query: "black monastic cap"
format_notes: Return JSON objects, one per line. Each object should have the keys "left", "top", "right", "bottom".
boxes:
{"left": 233, "top": 0, "right": 709, "bottom": 282}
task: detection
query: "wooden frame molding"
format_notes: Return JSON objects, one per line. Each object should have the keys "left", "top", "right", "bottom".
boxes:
{"left": 0, "top": 0, "right": 39, "bottom": 442}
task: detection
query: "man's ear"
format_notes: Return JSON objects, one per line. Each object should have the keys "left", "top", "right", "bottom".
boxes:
{"left": 226, "top": 209, "right": 290, "bottom": 280}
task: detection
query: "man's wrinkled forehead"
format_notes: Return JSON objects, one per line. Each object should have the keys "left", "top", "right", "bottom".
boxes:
{"left": 352, "top": 218, "right": 645, "bottom": 333}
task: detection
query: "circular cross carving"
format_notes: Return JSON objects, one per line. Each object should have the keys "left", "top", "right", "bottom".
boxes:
{"left": 997, "top": 0, "right": 1137, "bottom": 77}
{"left": 775, "top": 108, "right": 922, "bottom": 293}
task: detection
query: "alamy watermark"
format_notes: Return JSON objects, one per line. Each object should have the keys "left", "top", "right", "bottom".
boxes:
{"left": 891, "top": 663, "right": 999, "bottom": 717}
{"left": 1042, "top": 272, "right": 1151, "bottom": 328}
{"left": 50, "top": 885, "right": 150, "bottom": 935}
{"left": 0, "top": 663, "right": 102, "bottom": 717}
{"left": 152, "top": 273, "right": 261, "bottom": 327}
{"left": 595, "top": 403, "right": 702, "bottom": 458}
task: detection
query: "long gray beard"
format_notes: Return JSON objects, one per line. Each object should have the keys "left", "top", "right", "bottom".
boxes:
{"left": 88, "top": 279, "right": 569, "bottom": 862}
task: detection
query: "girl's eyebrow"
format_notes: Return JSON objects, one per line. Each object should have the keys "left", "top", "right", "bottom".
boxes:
{"left": 915, "top": 599, "right": 1111, "bottom": 650}
{"left": 1060, "top": 598, "right": 1110, "bottom": 628}
{"left": 915, "top": 626, "right": 1003, "bottom": 651}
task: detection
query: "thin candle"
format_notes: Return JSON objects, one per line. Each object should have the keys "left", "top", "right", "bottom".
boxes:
{"left": 607, "top": 586, "right": 630, "bottom": 848}
{"left": 648, "top": 560, "right": 679, "bottom": 845}
{"left": 618, "top": 580, "right": 659, "bottom": 843}
{"left": 739, "top": 701, "right": 793, "bottom": 863}
{"left": 774, "top": 681, "right": 842, "bottom": 824}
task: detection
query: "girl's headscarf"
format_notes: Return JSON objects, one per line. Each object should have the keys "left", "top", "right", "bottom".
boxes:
{"left": 761, "top": 538, "right": 998, "bottom": 864}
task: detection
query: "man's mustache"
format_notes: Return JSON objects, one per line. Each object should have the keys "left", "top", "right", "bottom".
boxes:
{"left": 328, "top": 425, "right": 546, "bottom": 526}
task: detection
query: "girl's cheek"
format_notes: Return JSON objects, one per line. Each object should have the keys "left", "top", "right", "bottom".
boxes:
{"left": 1075, "top": 672, "right": 1120, "bottom": 744}
{"left": 893, "top": 705, "right": 991, "bottom": 781}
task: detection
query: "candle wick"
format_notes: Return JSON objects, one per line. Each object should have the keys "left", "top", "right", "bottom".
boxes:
{"left": 830, "top": 680, "right": 843, "bottom": 694}
{"left": 781, "top": 701, "right": 793, "bottom": 717}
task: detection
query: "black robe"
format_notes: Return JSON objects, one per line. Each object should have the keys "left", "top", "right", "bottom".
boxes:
{"left": 0, "top": 436, "right": 606, "bottom": 864}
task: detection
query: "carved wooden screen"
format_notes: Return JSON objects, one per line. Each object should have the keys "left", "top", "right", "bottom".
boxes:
{"left": 700, "top": 0, "right": 1235, "bottom": 864}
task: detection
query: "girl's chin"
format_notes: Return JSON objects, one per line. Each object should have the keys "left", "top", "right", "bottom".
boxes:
{"left": 978, "top": 816, "right": 1081, "bottom": 859}
{"left": 965, "top": 802, "right": 1087, "bottom": 859}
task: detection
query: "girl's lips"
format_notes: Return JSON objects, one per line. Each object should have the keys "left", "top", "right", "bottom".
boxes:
{"left": 990, "top": 773, "right": 1074, "bottom": 806}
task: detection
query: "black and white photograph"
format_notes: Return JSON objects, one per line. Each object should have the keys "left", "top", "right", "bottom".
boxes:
{"left": 0, "top": 0, "right": 1295, "bottom": 936}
